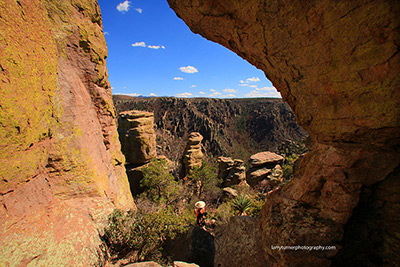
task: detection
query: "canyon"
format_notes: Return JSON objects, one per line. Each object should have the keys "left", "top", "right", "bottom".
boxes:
{"left": 0, "top": 0, "right": 398, "bottom": 266}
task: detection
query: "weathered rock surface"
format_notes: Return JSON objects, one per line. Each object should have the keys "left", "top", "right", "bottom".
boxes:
{"left": 247, "top": 152, "right": 283, "bottom": 187}
{"left": 183, "top": 132, "right": 204, "bottom": 175}
{"left": 0, "top": 0, "right": 134, "bottom": 265}
{"left": 118, "top": 110, "right": 157, "bottom": 165}
{"left": 214, "top": 216, "right": 266, "bottom": 267}
{"left": 124, "top": 262, "right": 162, "bottom": 267}
{"left": 217, "top": 156, "right": 247, "bottom": 187}
{"left": 249, "top": 151, "right": 284, "bottom": 166}
{"left": 168, "top": 0, "right": 400, "bottom": 266}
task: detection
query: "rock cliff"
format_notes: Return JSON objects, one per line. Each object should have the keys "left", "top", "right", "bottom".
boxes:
{"left": 167, "top": 0, "right": 400, "bottom": 265}
{"left": 0, "top": 0, "right": 134, "bottom": 265}
{"left": 113, "top": 96, "right": 308, "bottom": 166}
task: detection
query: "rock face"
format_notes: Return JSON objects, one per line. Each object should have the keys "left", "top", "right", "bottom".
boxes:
{"left": 183, "top": 132, "right": 204, "bottom": 175}
{"left": 214, "top": 216, "right": 266, "bottom": 267}
{"left": 167, "top": 0, "right": 400, "bottom": 266}
{"left": 247, "top": 152, "right": 283, "bottom": 187}
{"left": 118, "top": 110, "right": 157, "bottom": 165}
{"left": 0, "top": 0, "right": 134, "bottom": 265}
{"left": 217, "top": 157, "right": 247, "bottom": 187}
{"left": 113, "top": 96, "right": 308, "bottom": 163}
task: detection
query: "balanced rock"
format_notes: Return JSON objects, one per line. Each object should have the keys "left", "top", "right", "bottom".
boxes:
{"left": 218, "top": 157, "right": 247, "bottom": 187}
{"left": 183, "top": 132, "right": 204, "bottom": 175}
{"left": 247, "top": 151, "right": 283, "bottom": 187}
{"left": 118, "top": 110, "right": 157, "bottom": 165}
{"left": 249, "top": 151, "right": 283, "bottom": 166}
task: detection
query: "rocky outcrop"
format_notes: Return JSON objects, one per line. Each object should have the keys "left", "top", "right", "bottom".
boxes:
{"left": 118, "top": 110, "right": 157, "bottom": 165}
{"left": 247, "top": 152, "right": 283, "bottom": 187}
{"left": 183, "top": 132, "right": 204, "bottom": 175}
{"left": 0, "top": 0, "right": 134, "bottom": 265}
{"left": 217, "top": 157, "right": 247, "bottom": 187}
{"left": 214, "top": 216, "right": 266, "bottom": 267}
{"left": 167, "top": 0, "right": 400, "bottom": 266}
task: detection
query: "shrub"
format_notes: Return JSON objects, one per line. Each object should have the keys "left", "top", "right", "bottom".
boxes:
{"left": 102, "top": 207, "right": 190, "bottom": 264}
{"left": 232, "top": 194, "right": 253, "bottom": 216}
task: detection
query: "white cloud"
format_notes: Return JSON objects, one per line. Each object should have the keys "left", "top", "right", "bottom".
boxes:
{"left": 244, "top": 90, "right": 281, "bottom": 98}
{"left": 239, "top": 80, "right": 245, "bottom": 83}
{"left": 132, "top": 41, "right": 146, "bottom": 47}
{"left": 246, "top": 77, "right": 260, "bottom": 82}
{"left": 208, "top": 92, "right": 222, "bottom": 97}
{"left": 239, "top": 83, "right": 248, "bottom": 86}
{"left": 113, "top": 93, "right": 141, "bottom": 97}
{"left": 176, "top": 92, "right": 193, "bottom": 98}
{"left": 210, "top": 89, "right": 216, "bottom": 92}
{"left": 223, "top": 88, "right": 237, "bottom": 93}
{"left": 190, "top": 85, "right": 197, "bottom": 88}
{"left": 117, "top": 1, "right": 130, "bottom": 12}
{"left": 179, "top": 66, "right": 198, "bottom": 74}
{"left": 199, "top": 91, "right": 205, "bottom": 94}
{"left": 149, "top": 93, "right": 157, "bottom": 96}
{"left": 132, "top": 42, "right": 166, "bottom": 49}
{"left": 249, "top": 85, "right": 257, "bottom": 88}
{"left": 135, "top": 8, "right": 143, "bottom": 13}
{"left": 174, "top": 77, "right": 184, "bottom": 80}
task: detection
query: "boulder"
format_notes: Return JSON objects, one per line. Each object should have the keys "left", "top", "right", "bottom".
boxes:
{"left": 249, "top": 151, "right": 284, "bottom": 166}
{"left": 173, "top": 261, "right": 199, "bottom": 267}
{"left": 124, "top": 262, "right": 162, "bottom": 267}
{"left": 183, "top": 132, "right": 204, "bottom": 175}
{"left": 222, "top": 187, "right": 238, "bottom": 200}
{"left": 118, "top": 110, "right": 157, "bottom": 165}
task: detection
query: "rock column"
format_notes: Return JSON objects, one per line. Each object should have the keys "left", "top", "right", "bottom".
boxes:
{"left": 118, "top": 110, "right": 157, "bottom": 165}
{"left": 183, "top": 132, "right": 204, "bottom": 175}
{"left": 217, "top": 156, "right": 247, "bottom": 187}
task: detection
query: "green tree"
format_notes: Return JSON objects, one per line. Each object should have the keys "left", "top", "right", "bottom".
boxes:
{"left": 140, "top": 158, "right": 181, "bottom": 204}
{"left": 187, "top": 161, "right": 221, "bottom": 199}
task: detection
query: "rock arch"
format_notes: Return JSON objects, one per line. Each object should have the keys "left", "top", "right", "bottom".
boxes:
{"left": 167, "top": 0, "right": 400, "bottom": 265}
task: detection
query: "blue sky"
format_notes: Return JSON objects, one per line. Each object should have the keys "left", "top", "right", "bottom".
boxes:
{"left": 98, "top": 0, "right": 281, "bottom": 98}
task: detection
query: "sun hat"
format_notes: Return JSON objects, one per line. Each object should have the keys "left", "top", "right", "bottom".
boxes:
{"left": 195, "top": 201, "right": 205, "bottom": 209}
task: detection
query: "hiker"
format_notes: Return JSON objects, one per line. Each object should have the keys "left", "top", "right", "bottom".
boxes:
{"left": 195, "top": 201, "right": 207, "bottom": 230}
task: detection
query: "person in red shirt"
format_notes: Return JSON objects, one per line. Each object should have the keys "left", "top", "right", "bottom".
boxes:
{"left": 195, "top": 201, "right": 207, "bottom": 230}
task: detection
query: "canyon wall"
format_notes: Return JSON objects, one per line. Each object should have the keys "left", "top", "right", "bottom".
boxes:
{"left": 114, "top": 96, "right": 307, "bottom": 166}
{"left": 167, "top": 0, "right": 400, "bottom": 265}
{"left": 0, "top": 0, "right": 134, "bottom": 265}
